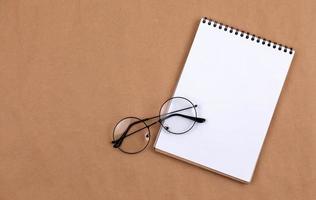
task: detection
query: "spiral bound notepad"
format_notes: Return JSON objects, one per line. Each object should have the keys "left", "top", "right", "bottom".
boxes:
{"left": 154, "top": 17, "right": 295, "bottom": 183}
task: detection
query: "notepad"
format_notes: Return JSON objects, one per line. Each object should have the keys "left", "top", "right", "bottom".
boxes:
{"left": 154, "top": 17, "right": 295, "bottom": 183}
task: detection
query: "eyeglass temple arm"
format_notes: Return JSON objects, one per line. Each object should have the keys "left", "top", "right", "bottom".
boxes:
{"left": 160, "top": 113, "right": 206, "bottom": 123}
{"left": 111, "top": 114, "right": 161, "bottom": 148}
{"left": 112, "top": 119, "right": 144, "bottom": 148}
{"left": 112, "top": 120, "right": 159, "bottom": 148}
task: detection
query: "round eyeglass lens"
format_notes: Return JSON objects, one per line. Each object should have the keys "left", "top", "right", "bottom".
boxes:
{"left": 112, "top": 117, "right": 150, "bottom": 154}
{"left": 159, "top": 97, "right": 197, "bottom": 134}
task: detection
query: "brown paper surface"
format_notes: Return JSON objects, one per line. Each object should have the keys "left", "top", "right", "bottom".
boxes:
{"left": 0, "top": 0, "right": 315, "bottom": 199}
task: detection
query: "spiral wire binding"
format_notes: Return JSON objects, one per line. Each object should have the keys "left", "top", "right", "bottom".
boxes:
{"left": 202, "top": 17, "right": 293, "bottom": 54}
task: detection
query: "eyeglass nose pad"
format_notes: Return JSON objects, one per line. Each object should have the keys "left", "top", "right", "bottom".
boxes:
{"left": 145, "top": 134, "right": 150, "bottom": 140}
{"left": 158, "top": 119, "right": 169, "bottom": 131}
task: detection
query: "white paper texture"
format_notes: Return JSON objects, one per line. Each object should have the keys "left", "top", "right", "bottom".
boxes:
{"left": 155, "top": 18, "right": 294, "bottom": 183}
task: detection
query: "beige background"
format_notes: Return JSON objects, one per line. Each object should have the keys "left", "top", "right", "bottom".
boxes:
{"left": 0, "top": 0, "right": 315, "bottom": 199}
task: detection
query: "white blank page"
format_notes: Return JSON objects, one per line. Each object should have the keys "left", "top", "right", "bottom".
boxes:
{"left": 154, "top": 18, "right": 294, "bottom": 183}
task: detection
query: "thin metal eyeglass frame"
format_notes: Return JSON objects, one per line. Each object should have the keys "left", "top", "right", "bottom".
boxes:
{"left": 112, "top": 105, "right": 205, "bottom": 149}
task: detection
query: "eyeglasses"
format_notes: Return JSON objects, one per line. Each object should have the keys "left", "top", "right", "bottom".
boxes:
{"left": 111, "top": 96, "right": 206, "bottom": 154}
